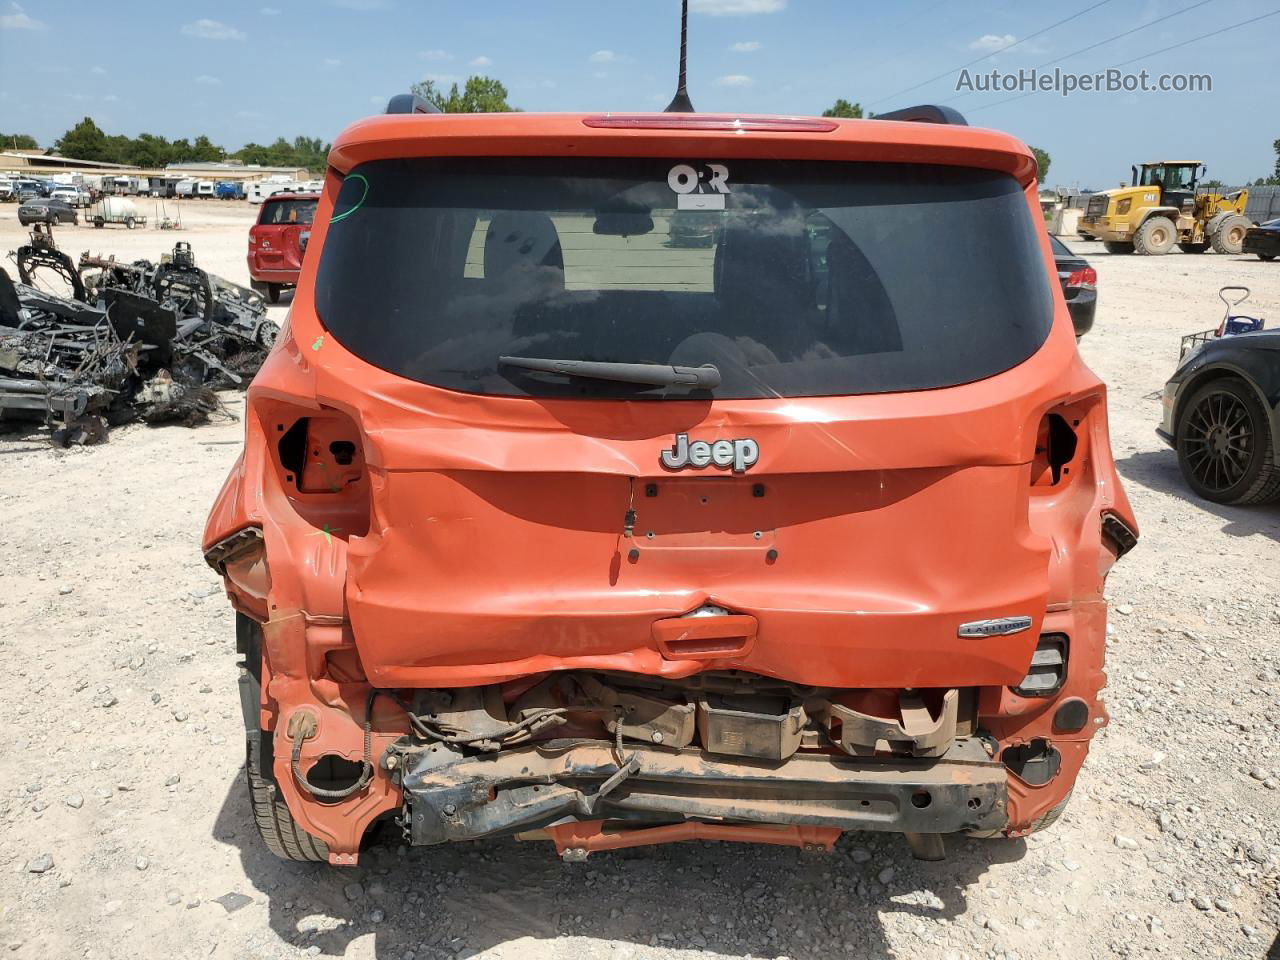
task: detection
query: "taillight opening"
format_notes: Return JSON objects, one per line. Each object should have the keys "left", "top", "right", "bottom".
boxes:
{"left": 1031, "top": 414, "right": 1079, "bottom": 487}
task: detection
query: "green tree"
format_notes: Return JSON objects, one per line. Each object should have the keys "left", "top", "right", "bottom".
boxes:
{"left": 410, "top": 75, "right": 516, "bottom": 112}
{"left": 821, "top": 98, "right": 863, "bottom": 119}
{"left": 48, "top": 116, "right": 334, "bottom": 174}
{"left": 1031, "top": 146, "right": 1051, "bottom": 183}
{"left": 53, "top": 117, "right": 114, "bottom": 162}
{"left": 0, "top": 132, "right": 39, "bottom": 150}
{"left": 190, "top": 134, "right": 225, "bottom": 163}
{"left": 123, "top": 133, "right": 173, "bottom": 168}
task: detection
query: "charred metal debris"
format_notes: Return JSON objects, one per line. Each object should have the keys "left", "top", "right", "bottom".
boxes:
{"left": 1, "top": 226, "right": 276, "bottom": 445}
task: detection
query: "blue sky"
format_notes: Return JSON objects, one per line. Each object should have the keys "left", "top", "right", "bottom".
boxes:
{"left": 1, "top": 0, "right": 1275, "bottom": 187}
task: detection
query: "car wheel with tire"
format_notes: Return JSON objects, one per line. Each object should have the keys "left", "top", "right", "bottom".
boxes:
{"left": 1133, "top": 217, "right": 1175, "bottom": 255}
{"left": 1103, "top": 241, "right": 1133, "bottom": 254}
{"left": 1175, "top": 377, "right": 1280, "bottom": 505}
{"left": 1210, "top": 215, "right": 1250, "bottom": 255}
{"left": 238, "top": 614, "right": 330, "bottom": 863}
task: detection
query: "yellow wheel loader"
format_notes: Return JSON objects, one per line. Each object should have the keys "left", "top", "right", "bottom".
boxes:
{"left": 1077, "top": 161, "right": 1252, "bottom": 256}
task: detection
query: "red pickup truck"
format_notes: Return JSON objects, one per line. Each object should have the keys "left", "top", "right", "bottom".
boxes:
{"left": 247, "top": 192, "right": 319, "bottom": 302}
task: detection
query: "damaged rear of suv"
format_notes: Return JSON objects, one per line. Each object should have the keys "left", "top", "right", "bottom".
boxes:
{"left": 204, "top": 100, "right": 1137, "bottom": 866}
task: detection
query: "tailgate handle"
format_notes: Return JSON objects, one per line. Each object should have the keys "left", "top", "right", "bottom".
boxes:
{"left": 652, "top": 614, "right": 757, "bottom": 660}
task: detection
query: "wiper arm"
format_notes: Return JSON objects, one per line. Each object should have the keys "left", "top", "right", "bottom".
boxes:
{"left": 498, "top": 356, "right": 721, "bottom": 389}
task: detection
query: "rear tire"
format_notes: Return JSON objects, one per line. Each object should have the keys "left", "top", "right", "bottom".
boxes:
{"left": 1210, "top": 215, "right": 1250, "bottom": 255}
{"left": 968, "top": 787, "right": 1073, "bottom": 839}
{"left": 1103, "top": 241, "right": 1133, "bottom": 254}
{"left": 246, "top": 733, "right": 330, "bottom": 863}
{"left": 1133, "top": 217, "right": 1175, "bottom": 255}
{"left": 238, "top": 614, "right": 330, "bottom": 863}
{"left": 267, "top": 283, "right": 282, "bottom": 304}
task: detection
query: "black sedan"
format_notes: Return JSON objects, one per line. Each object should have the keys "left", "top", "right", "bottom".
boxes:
{"left": 1156, "top": 330, "right": 1280, "bottom": 504}
{"left": 17, "top": 198, "right": 77, "bottom": 226}
{"left": 1049, "top": 235, "right": 1097, "bottom": 337}
{"left": 1242, "top": 218, "right": 1279, "bottom": 261}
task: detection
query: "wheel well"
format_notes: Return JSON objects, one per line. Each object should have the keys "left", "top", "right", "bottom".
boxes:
{"left": 1137, "top": 209, "right": 1178, "bottom": 227}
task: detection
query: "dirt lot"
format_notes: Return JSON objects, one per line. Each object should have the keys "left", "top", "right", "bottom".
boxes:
{"left": 0, "top": 201, "right": 1277, "bottom": 960}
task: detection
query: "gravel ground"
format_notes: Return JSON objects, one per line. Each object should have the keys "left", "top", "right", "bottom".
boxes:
{"left": 0, "top": 203, "right": 1277, "bottom": 960}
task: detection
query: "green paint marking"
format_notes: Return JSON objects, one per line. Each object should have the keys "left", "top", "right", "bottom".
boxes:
{"left": 307, "top": 523, "right": 343, "bottom": 544}
{"left": 311, "top": 334, "right": 324, "bottom": 351}
{"left": 328, "top": 173, "right": 369, "bottom": 225}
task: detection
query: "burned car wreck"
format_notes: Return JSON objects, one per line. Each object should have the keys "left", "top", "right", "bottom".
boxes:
{"left": 0, "top": 228, "right": 275, "bottom": 444}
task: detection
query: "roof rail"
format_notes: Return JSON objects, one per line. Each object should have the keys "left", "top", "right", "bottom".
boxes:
{"left": 385, "top": 94, "right": 442, "bottom": 115}
{"left": 875, "top": 104, "right": 968, "bottom": 126}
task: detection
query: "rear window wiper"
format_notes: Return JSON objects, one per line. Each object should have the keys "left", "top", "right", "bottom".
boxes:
{"left": 498, "top": 356, "right": 721, "bottom": 389}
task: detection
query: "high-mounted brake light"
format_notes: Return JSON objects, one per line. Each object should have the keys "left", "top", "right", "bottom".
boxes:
{"left": 1067, "top": 266, "right": 1097, "bottom": 289}
{"left": 583, "top": 114, "right": 839, "bottom": 132}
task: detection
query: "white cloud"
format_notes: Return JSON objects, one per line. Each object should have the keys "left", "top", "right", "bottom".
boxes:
{"left": 716, "top": 74, "right": 753, "bottom": 87}
{"left": 180, "top": 19, "right": 245, "bottom": 41}
{"left": 0, "top": 2, "right": 46, "bottom": 30}
{"left": 691, "top": 0, "right": 784, "bottom": 15}
{"left": 260, "top": 5, "right": 281, "bottom": 13}
{"left": 540, "top": 79, "right": 557, "bottom": 88}
{"left": 969, "top": 33, "right": 1016, "bottom": 52}
{"left": 90, "top": 65, "right": 106, "bottom": 75}
{"left": 194, "top": 74, "right": 221, "bottom": 85}
{"left": 367, "top": 95, "right": 385, "bottom": 106}
{"left": 589, "top": 49, "right": 618, "bottom": 63}
{"left": 592, "top": 71, "right": 608, "bottom": 80}
{"left": 103, "top": 94, "right": 119, "bottom": 102}
{"left": 730, "top": 40, "right": 762, "bottom": 52}
{"left": 470, "top": 55, "right": 492, "bottom": 67}
{"left": 323, "top": 57, "right": 342, "bottom": 67}
{"left": 420, "top": 48, "right": 452, "bottom": 60}
{"left": 236, "top": 109, "right": 264, "bottom": 118}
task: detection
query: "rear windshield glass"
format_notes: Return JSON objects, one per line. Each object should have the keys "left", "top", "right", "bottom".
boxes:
{"left": 315, "top": 158, "right": 1051, "bottom": 399}
{"left": 259, "top": 198, "right": 316, "bottom": 225}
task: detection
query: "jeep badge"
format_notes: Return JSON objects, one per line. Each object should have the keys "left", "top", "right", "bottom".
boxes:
{"left": 661, "top": 434, "right": 759, "bottom": 473}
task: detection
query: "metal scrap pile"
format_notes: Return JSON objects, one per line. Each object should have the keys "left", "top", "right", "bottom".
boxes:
{"left": 0, "top": 227, "right": 277, "bottom": 445}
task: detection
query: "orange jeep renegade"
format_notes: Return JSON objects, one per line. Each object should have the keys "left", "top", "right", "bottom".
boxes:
{"left": 204, "top": 94, "right": 1137, "bottom": 866}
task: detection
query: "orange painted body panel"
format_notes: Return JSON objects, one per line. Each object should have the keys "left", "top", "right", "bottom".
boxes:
{"left": 204, "top": 112, "right": 1137, "bottom": 861}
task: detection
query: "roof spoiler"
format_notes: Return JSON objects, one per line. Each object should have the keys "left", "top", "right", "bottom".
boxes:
{"left": 385, "top": 94, "right": 441, "bottom": 115}
{"left": 875, "top": 104, "right": 968, "bottom": 126}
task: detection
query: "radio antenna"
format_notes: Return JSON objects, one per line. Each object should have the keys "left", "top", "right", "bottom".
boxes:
{"left": 664, "top": 0, "right": 695, "bottom": 113}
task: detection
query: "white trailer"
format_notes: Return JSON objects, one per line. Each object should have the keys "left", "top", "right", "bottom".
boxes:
{"left": 247, "top": 177, "right": 307, "bottom": 204}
